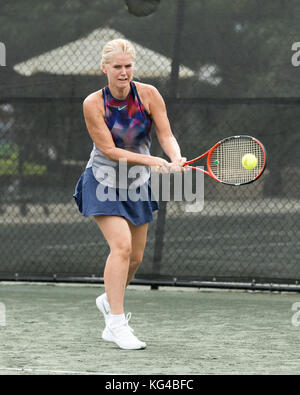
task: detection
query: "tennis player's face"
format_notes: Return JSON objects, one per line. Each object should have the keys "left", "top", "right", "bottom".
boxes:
{"left": 103, "top": 53, "right": 134, "bottom": 89}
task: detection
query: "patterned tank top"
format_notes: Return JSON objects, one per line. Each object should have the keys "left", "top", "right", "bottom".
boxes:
{"left": 86, "top": 81, "right": 152, "bottom": 188}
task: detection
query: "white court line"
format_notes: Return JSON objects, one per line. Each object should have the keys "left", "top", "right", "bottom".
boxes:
{"left": 0, "top": 367, "right": 116, "bottom": 375}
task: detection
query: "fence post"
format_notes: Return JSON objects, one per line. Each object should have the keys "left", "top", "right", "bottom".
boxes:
{"left": 152, "top": 0, "right": 186, "bottom": 286}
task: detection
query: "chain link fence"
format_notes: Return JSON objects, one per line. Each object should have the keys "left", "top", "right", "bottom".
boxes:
{"left": 1, "top": 0, "right": 300, "bottom": 289}
{"left": 0, "top": 98, "right": 299, "bottom": 287}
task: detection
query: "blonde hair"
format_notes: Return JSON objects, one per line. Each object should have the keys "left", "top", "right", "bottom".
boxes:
{"left": 101, "top": 39, "right": 136, "bottom": 64}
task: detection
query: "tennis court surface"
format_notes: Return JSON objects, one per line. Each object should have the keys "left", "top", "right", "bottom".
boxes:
{"left": 1, "top": 282, "right": 300, "bottom": 375}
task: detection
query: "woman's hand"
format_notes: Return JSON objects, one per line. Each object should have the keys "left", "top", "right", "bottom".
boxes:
{"left": 150, "top": 156, "right": 188, "bottom": 173}
{"left": 169, "top": 157, "right": 188, "bottom": 172}
{"left": 150, "top": 157, "right": 173, "bottom": 173}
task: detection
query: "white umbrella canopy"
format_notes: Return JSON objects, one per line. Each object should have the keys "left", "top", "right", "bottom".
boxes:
{"left": 13, "top": 27, "right": 195, "bottom": 79}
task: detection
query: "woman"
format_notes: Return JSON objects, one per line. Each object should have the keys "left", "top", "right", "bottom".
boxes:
{"left": 74, "top": 39, "right": 186, "bottom": 350}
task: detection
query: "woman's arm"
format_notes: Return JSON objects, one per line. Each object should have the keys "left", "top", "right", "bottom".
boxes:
{"left": 83, "top": 92, "right": 170, "bottom": 169}
{"left": 147, "top": 85, "right": 186, "bottom": 167}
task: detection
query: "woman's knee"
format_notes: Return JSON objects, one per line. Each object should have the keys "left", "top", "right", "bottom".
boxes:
{"left": 130, "top": 253, "right": 144, "bottom": 270}
{"left": 111, "top": 240, "right": 132, "bottom": 259}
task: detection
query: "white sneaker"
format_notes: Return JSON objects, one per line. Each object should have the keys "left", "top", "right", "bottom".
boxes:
{"left": 96, "top": 293, "right": 110, "bottom": 325}
{"left": 102, "top": 313, "right": 147, "bottom": 350}
{"left": 96, "top": 293, "right": 134, "bottom": 332}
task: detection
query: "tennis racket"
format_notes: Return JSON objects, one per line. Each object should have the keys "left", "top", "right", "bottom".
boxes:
{"left": 184, "top": 135, "right": 267, "bottom": 186}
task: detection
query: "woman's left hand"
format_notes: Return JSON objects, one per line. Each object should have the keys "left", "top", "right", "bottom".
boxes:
{"left": 169, "top": 157, "right": 188, "bottom": 172}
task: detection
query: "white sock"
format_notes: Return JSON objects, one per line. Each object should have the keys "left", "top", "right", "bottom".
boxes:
{"left": 108, "top": 313, "right": 125, "bottom": 327}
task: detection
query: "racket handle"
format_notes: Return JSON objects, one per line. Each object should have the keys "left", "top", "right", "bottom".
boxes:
{"left": 183, "top": 165, "right": 209, "bottom": 175}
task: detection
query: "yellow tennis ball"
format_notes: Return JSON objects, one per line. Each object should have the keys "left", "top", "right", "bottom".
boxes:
{"left": 242, "top": 153, "right": 258, "bottom": 170}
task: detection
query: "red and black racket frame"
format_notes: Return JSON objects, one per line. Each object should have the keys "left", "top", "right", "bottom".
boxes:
{"left": 183, "top": 135, "right": 267, "bottom": 186}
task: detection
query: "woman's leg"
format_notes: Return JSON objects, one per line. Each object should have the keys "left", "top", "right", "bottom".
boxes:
{"left": 126, "top": 221, "right": 149, "bottom": 286}
{"left": 94, "top": 215, "right": 147, "bottom": 349}
{"left": 94, "top": 215, "right": 132, "bottom": 315}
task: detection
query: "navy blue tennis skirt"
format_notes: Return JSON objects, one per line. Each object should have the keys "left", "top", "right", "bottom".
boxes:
{"left": 73, "top": 167, "right": 159, "bottom": 226}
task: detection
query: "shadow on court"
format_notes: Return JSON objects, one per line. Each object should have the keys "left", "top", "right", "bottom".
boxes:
{"left": 0, "top": 282, "right": 300, "bottom": 375}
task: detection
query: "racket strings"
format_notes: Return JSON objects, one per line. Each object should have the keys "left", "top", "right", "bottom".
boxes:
{"left": 210, "top": 138, "right": 265, "bottom": 184}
